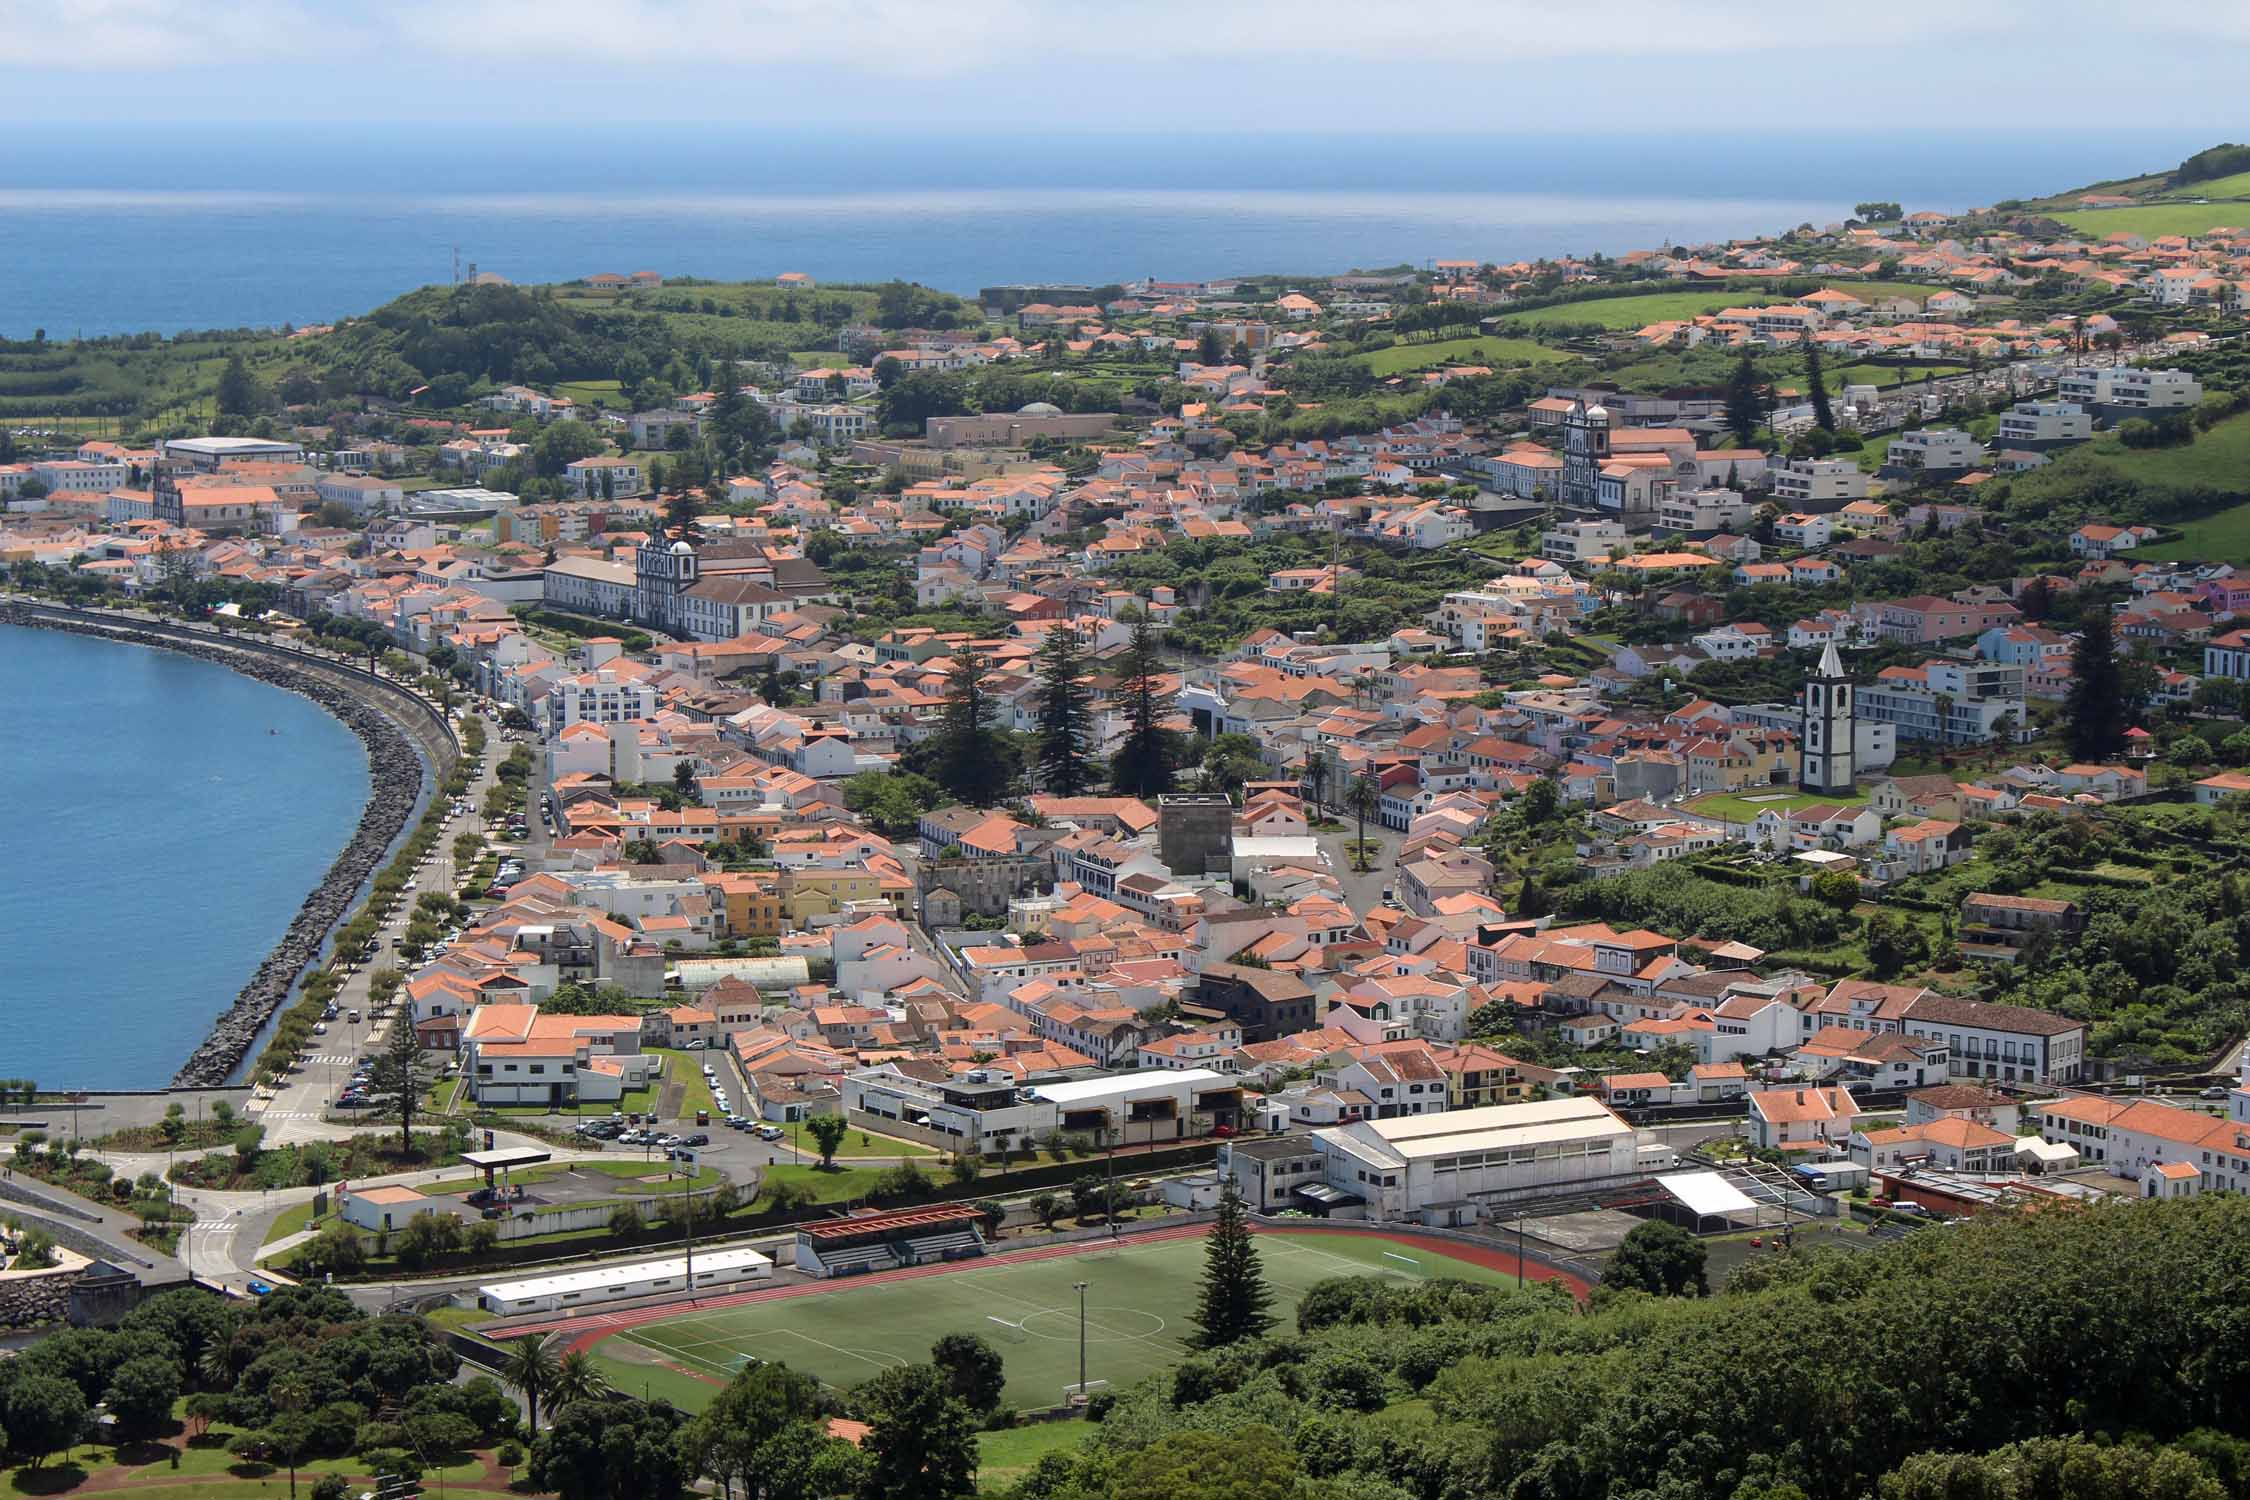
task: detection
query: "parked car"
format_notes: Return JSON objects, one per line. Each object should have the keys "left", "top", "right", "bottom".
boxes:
{"left": 756, "top": 1125, "right": 785, "bottom": 1142}
{"left": 685, "top": 1133, "right": 710, "bottom": 1146}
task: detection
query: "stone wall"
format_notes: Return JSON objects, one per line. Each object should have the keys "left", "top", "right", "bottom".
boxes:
{"left": 0, "top": 1262, "right": 82, "bottom": 1329}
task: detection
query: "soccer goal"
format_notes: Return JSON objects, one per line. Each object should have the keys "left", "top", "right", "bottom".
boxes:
{"left": 987, "top": 1315, "right": 1029, "bottom": 1343}
{"left": 1063, "top": 1379, "right": 1110, "bottom": 1407}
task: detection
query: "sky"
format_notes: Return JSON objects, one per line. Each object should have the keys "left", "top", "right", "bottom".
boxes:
{"left": 1, "top": 1, "right": 2247, "bottom": 131}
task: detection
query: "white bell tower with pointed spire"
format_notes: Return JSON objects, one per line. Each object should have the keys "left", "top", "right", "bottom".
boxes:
{"left": 1800, "top": 641, "right": 1856, "bottom": 795}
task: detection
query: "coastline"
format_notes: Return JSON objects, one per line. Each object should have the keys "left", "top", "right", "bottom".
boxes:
{"left": 0, "top": 605, "right": 441, "bottom": 1088}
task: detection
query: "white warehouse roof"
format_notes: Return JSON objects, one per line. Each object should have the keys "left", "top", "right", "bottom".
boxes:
{"left": 479, "top": 1244, "right": 771, "bottom": 1304}
{"left": 1029, "top": 1068, "right": 1231, "bottom": 1105}
{"left": 1656, "top": 1170, "right": 1758, "bottom": 1219}
{"left": 1317, "top": 1096, "right": 1630, "bottom": 1168}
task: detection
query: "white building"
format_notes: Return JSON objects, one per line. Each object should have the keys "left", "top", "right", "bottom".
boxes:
{"left": 542, "top": 556, "right": 638, "bottom": 617}
{"left": 1541, "top": 519, "right": 1625, "bottom": 563}
{"left": 473, "top": 1246, "right": 773, "bottom": 1315}
{"left": 1769, "top": 461, "right": 1868, "bottom": 507}
{"left": 1885, "top": 429, "right": 1986, "bottom": 474}
{"left": 550, "top": 669, "right": 661, "bottom": 728}
{"left": 1856, "top": 659, "right": 2027, "bottom": 746}
{"left": 564, "top": 455, "right": 645, "bottom": 498}
{"left": 1772, "top": 512, "right": 1834, "bottom": 548}
{"left": 1995, "top": 401, "right": 2092, "bottom": 447}
{"left": 2056, "top": 366, "right": 2202, "bottom": 413}
{"left": 1305, "top": 1096, "right": 1650, "bottom": 1222}
{"left": 1657, "top": 487, "right": 1758, "bottom": 535}
{"left": 162, "top": 436, "right": 305, "bottom": 470}
{"left": 315, "top": 473, "right": 406, "bottom": 516}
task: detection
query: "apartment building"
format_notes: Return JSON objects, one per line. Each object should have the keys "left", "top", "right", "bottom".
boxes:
{"left": 1768, "top": 460, "right": 1869, "bottom": 507}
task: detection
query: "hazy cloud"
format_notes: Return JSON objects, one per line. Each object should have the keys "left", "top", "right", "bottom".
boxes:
{"left": 0, "top": 0, "right": 2241, "bottom": 128}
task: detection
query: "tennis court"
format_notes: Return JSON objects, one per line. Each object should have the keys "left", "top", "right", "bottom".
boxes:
{"left": 591, "top": 1227, "right": 1523, "bottom": 1410}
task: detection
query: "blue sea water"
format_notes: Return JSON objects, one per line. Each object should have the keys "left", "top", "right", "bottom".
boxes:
{"left": 0, "top": 127, "right": 2217, "bottom": 338}
{"left": 0, "top": 625, "right": 370, "bottom": 1089}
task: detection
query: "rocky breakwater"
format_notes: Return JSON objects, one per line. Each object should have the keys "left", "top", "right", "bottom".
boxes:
{"left": 12, "top": 614, "right": 432, "bottom": 1087}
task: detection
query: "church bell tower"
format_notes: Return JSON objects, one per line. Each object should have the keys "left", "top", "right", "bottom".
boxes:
{"left": 1800, "top": 641, "right": 1856, "bottom": 795}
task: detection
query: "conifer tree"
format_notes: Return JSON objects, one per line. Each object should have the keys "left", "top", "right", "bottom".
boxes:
{"left": 2067, "top": 607, "right": 2127, "bottom": 760}
{"left": 1803, "top": 332, "right": 1835, "bottom": 432}
{"left": 1110, "top": 617, "right": 1175, "bottom": 798}
{"left": 1190, "top": 1189, "right": 1273, "bottom": 1348}
{"left": 1032, "top": 623, "right": 1095, "bottom": 795}
{"left": 1724, "top": 351, "right": 1765, "bottom": 446}
{"left": 936, "top": 646, "right": 1007, "bottom": 806}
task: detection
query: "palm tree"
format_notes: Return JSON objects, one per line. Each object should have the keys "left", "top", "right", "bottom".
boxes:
{"left": 501, "top": 1335, "right": 561, "bottom": 1433}
{"left": 197, "top": 1341, "right": 233, "bottom": 1392}
{"left": 1345, "top": 774, "right": 1379, "bottom": 874}
{"left": 268, "top": 1374, "right": 311, "bottom": 1500}
{"left": 549, "top": 1349, "right": 608, "bottom": 1413}
{"left": 1304, "top": 749, "right": 1333, "bottom": 817}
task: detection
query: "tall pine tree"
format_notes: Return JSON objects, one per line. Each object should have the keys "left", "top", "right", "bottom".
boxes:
{"left": 1190, "top": 1189, "right": 1273, "bottom": 1348}
{"left": 1724, "top": 351, "right": 1764, "bottom": 447}
{"left": 1109, "top": 617, "right": 1175, "bottom": 798}
{"left": 936, "top": 646, "right": 1008, "bottom": 807}
{"left": 2066, "top": 608, "right": 2127, "bottom": 760}
{"left": 1032, "top": 623, "right": 1096, "bottom": 795}
{"left": 1802, "top": 332, "right": 1835, "bottom": 432}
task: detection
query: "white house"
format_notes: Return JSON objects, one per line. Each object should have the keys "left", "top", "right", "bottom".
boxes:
{"left": 1745, "top": 1085, "right": 1861, "bottom": 1152}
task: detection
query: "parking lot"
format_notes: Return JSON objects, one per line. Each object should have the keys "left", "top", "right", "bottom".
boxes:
{"left": 571, "top": 1050, "right": 791, "bottom": 1157}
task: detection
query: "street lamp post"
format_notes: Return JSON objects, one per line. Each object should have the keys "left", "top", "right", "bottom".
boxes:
{"left": 1073, "top": 1280, "right": 1089, "bottom": 1400}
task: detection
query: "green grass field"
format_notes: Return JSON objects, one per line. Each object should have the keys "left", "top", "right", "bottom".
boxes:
{"left": 977, "top": 1420, "right": 1093, "bottom": 1485}
{"left": 2081, "top": 413, "right": 2250, "bottom": 563}
{"left": 654, "top": 1048, "right": 719, "bottom": 1120}
{"left": 593, "top": 1229, "right": 1518, "bottom": 1411}
{"left": 2135, "top": 504, "right": 2250, "bottom": 563}
{"left": 1355, "top": 334, "right": 1571, "bottom": 377}
{"left": 2093, "top": 410, "right": 2250, "bottom": 489}
{"left": 2055, "top": 203, "right": 2250, "bottom": 238}
{"left": 1685, "top": 788, "right": 1873, "bottom": 823}
{"left": 1497, "top": 282, "right": 1946, "bottom": 331}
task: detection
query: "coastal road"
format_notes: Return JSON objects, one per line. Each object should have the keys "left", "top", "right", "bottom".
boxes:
{"left": 255, "top": 712, "right": 500, "bottom": 1146}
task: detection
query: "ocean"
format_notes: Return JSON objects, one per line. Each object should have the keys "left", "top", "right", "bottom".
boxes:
{"left": 0, "top": 127, "right": 2215, "bottom": 339}
{"left": 0, "top": 625, "right": 370, "bottom": 1089}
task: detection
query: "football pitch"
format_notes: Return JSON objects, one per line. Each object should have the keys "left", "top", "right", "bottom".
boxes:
{"left": 591, "top": 1228, "right": 1520, "bottom": 1410}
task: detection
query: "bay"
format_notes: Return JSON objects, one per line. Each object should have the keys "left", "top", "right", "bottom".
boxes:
{"left": 0, "top": 625, "right": 370, "bottom": 1089}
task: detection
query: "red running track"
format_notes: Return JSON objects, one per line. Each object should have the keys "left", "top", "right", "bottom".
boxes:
{"left": 487, "top": 1221, "right": 1586, "bottom": 1359}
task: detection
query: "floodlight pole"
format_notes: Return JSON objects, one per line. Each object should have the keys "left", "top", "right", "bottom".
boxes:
{"left": 1073, "top": 1280, "right": 1089, "bottom": 1398}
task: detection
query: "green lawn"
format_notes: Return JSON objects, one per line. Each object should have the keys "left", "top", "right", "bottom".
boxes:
{"left": 757, "top": 1162, "right": 884, "bottom": 1204}
{"left": 654, "top": 1049, "right": 720, "bottom": 1120}
{"left": 555, "top": 377, "right": 624, "bottom": 409}
{"left": 1498, "top": 282, "right": 1946, "bottom": 331}
{"left": 1355, "top": 334, "right": 1570, "bottom": 377}
{"left": 1685, "top": 788, "right": 1874, "bottom": 823}
{"left": 817, "top": 1124, "right": 939, "bottom": 1160}
{"left": 595, "top": 1228, "right": 1524, "bottom": 1412}
{"left": 2086, "top": 414, "right": 2250, "bottom": 563}
{"left": 259, "top": 1198, "right": 327, "bottom": 1249}
{"left": 1, "top": 1422, "right": 489, "bottom": 1499}
{"left": 2056, "top": 203, "right": 2250, "bottom": 238}
{"left": 978, "top": 1420, "right": 1092, "bottom": 1485}
{"left": 2096, "top": 410, "right": 2250, "bottom": 488}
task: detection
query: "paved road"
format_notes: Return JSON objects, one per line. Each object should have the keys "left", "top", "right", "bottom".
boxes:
{"left": 253, "top": 714, "right": 499, "bottom": 1146}
{"left": 1314, "top": 815, "right": 1406, "bottom": 914}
